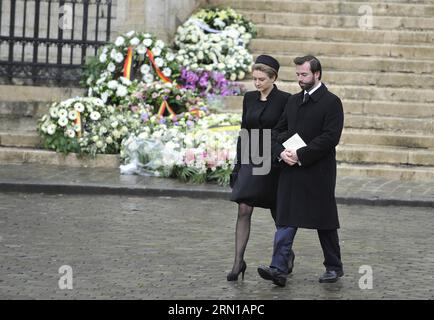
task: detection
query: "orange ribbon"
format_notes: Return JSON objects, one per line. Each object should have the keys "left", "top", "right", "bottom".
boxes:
{"left": 123, "top": 47, "right": 133, "bottom": 79}
{"left": 157, "top": 100, "right": 177, "bottom": 118}
{"left": 146, "top": 48, "right": 173, "bottom": 84}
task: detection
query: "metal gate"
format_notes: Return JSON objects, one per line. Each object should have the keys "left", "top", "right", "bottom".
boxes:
{"left": 0, "top": 0, "right": 113, "bottom": 85}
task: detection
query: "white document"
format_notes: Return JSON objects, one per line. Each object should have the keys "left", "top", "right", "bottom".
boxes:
{"left": 282, "top": 133, "right": 307, "bottom": 151}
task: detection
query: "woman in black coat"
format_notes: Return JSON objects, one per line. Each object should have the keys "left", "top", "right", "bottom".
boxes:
{"left": 227, "top": 55, "right": 290, "bottom": 281}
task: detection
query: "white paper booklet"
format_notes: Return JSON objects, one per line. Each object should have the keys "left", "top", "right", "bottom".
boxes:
{"left": 282, "top": 133, "right": 307, "bottom": 151}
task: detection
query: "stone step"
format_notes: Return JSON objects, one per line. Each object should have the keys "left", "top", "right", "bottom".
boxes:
{"left": 345, "top": 114, "right": 433, "bottom": 133}
{"left": 222, "top": 95, "right": 434, "bottom": 118}
{"left": 341, "top": 128, "right": 434, "bottom": 149}
{"left": 257, "top": 24, "right": 434, "bottom": 45}
{"left": 251, "top": 54, "right": 434, "bottom": 75}
{"left": 337, "top": 162, "right": 434, "bottom": 183}
{"left": 0, "top": 85, "right": 84, "bottom": 118}
{"left": 0, "top": 116, "right": 37, "bottom": 132}
{"left": 237, "top": 81, "right": 434, "bottom": 104}
{"left": 240, "top": 10, "right": 434, "bottom": 30}
{"left": 249, "top": 39, "right": 434, "bottom": 60}
{"left": 337, "top": 144, "right": 434, "bottom": 166}
{"left": 274, "top": 69, "right": 434, "bottom": 89}
{"left": 0, "top": 131, "right": 41, "bottom": 148}
{"left": 208, "top": 0, "right": 434, "bottom": 17}
{"left": 0, "top": 146, "right": 120, "bottom": 168}
{"left": 0, "top": 85, "right": 84, "bottom": 104}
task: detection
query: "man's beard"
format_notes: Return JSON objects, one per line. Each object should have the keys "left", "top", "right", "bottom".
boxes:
{"left": 299, "top": 79, "right": 316, "bottom": 92}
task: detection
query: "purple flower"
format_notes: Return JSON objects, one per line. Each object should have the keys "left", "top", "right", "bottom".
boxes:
{"left": 199, "top": 74, "right": 209, "bottom": 88}
{"left": 141, "top": 112, "right": 149, "bottom": 122}
{"left": 159, "top": 118, "right": 166, "bottom": 124}
{"left": 186, "top": 120, "right": 194, "bottom": 127}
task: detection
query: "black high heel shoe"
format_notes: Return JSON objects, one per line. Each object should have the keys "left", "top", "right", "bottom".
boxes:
{"left": 227, "top": 261, "right": 247, "bottom": 281}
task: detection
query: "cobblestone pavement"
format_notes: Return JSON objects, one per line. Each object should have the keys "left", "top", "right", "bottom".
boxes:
{"left": 0, "top": 193, "right": 433, "bottom": 300}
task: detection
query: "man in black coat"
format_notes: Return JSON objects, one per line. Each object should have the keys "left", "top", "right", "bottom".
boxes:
{"left": 257, "top": 55, "right": 345, "bottom": 287}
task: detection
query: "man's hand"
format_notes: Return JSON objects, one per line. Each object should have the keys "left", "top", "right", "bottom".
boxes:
{"left": 280, "top": 149, "right": 298, "bottom": 166}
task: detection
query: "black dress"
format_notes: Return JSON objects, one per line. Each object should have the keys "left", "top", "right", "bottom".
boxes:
{"left": 230, "top": 85, "right": 290, "bottom": 209}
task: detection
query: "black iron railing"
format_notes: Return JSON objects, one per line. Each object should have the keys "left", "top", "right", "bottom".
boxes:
{"left": 0, "top": 0, "right": 113, "bottom": 85}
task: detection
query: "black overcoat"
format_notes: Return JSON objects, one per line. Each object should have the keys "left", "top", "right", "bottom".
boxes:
{"left": 230, "top": 85, "right": 290, "bottom": 209}
{"left": 271, "top": 84, "right": 344, "bottom": 229}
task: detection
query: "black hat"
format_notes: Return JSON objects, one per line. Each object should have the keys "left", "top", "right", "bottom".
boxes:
{"left": 255, "top": 55, "right": 280, "bottom": 73}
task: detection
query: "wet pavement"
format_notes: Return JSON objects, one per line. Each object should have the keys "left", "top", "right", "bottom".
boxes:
{"left": 0, "top": 192, "right": 433, "bottom": 300}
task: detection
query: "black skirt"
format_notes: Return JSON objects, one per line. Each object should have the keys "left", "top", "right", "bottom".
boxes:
{"left": 230, "top": 164, "right": 280, "bottom": 209}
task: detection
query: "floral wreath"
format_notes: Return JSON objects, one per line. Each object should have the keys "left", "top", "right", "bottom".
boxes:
{"left": 83, "top": 30, "right": 180, "bottom": 106}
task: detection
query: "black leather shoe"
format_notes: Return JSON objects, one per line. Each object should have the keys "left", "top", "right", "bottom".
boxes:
{"left": 287, "top": 249, "right": 295, "bottom": 274}
{"left": 319, "top": 270, "right": 344, "bottom": 283}
{"left": 257, "top": 265, "right": 287, "bottom": 287}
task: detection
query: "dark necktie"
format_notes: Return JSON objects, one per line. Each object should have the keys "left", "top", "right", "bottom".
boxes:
{"left": 303, "top": 92, "right": 310, "bottom": 103}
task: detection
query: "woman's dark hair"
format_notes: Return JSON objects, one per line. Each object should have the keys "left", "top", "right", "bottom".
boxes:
{"left": 293, "top": 55, "right": 322, "bottom": 80}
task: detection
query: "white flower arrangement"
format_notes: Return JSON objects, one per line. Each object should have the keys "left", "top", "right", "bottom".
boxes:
{"left": 173, "top": 8, "right": 256, "bottom": 80}
{"left": 120, "top": 112, "right": 240, "bottom": 185}
{"left": 37, "top": 97, "right": 106, "bottom": 154}
{"left": 83, "top": 30, "right": 180, "bottom": 106}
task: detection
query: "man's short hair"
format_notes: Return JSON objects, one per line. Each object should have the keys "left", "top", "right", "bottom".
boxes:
{"left": 293, "top": 55, "right": 322, "bottom": 80}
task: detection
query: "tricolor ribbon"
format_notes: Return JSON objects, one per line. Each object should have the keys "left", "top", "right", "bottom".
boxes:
{"left": 146, "top": 48, "right": 172, "bottom": 84}
{"left": 157, "top": 100, "right": 177, "bottom": 118}
{"left": 123, "top": 46, "right": 133, "bottom": 79}
{"left": 74, "top": 111, "right": 82, "bottom": 138}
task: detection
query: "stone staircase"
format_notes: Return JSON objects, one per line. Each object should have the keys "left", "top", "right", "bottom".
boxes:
{"left": 1, "top": 0, "right": 434, "bottom": 181}
{"left": 0, "top": 85, "right": 119, "bottom": 167}
{"left": 213, "top": 0, "right": 434, "bottom": 182}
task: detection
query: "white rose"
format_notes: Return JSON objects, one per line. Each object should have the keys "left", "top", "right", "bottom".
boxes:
{"left": 99, "top": 126, "right": 108, "bottom": 134}
{"left": 143, "top": 74, "right": 154, "bottom": 83}
{"left": 126, "top": 30, "right": 135, "bottom": 38}
{"left": 111, "top": 121, "right": 119, "bottom": 128}
{"left": 107, "top": 62, "right": 116, "bottom": 72}
{"left": 130, "top": 37, "right": 140, "bottom": 46}
{"left": 99, "top": 53, "right": 107, "bottom": 63}
{"left": 140, "top": 64, "right": 151, "bottom": 74}
{"left": 49, "top": 107, "right": 58, "bottom": 118}
{"left": 230, "top": 73, "right": 237, "bottom": 81}
{"left": 165, "top": 52, "right": 175, "bottom": 61}
{"left": 238, "top": 71, "right": 245, "bottom": 80}
{"left": 137, "top": 45, "right": 146, "bottom": 55}
{"left": 155, "top": 57, "right": 164, "bottom": 67}
{"left": 58, "top": 109, "right": 67, "bottom": 118}
{"left": 156, "top": 40, "right": 165, "bottom": 48}
{"left": 58, "top": 117, "right": 68, "bottom": 127}
{"left": 115, "top": 36, "right": 125, "bottom": 46}
{"left": 107, "top": 80, "right": 118, "bottom": 89}
{"left": 96, "top": 140, "right": 104, "bottom": 148}
{"left": 120, "top": 77, "right": 131, "bottom": 86}
{"left": 68, "top": 111, "right": 77, "bottom": 120}
{"left": 47, "top": 124, "right": 56, "bottom": 135}
{"left": 162, "top": 68, "right": 172, "bottom": 77}
{"left": 101, "top": 91, "right": 110, "bottom": 103}
{"left": 152, "top": 47, "right": 161, "bottom": 57}
{"left": 74, "top": 103, "right": 85, "bottom": 112}
{"left": 90, "top": 111, "right": 101, "bottom": 121}
{"left": 143, "top": 38, "right": 152, "bottom": 47}
{"left": 66, "top": 129, "right": 76, "bottom": 138}
{"left": 116, "top": 85, "right": 128, "bottom": 97}
{"left": 115, "top": 52, "right": 124, "bottom": 63}
{"left": 106, "top": 136, "right": 113, "bottom": 144}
